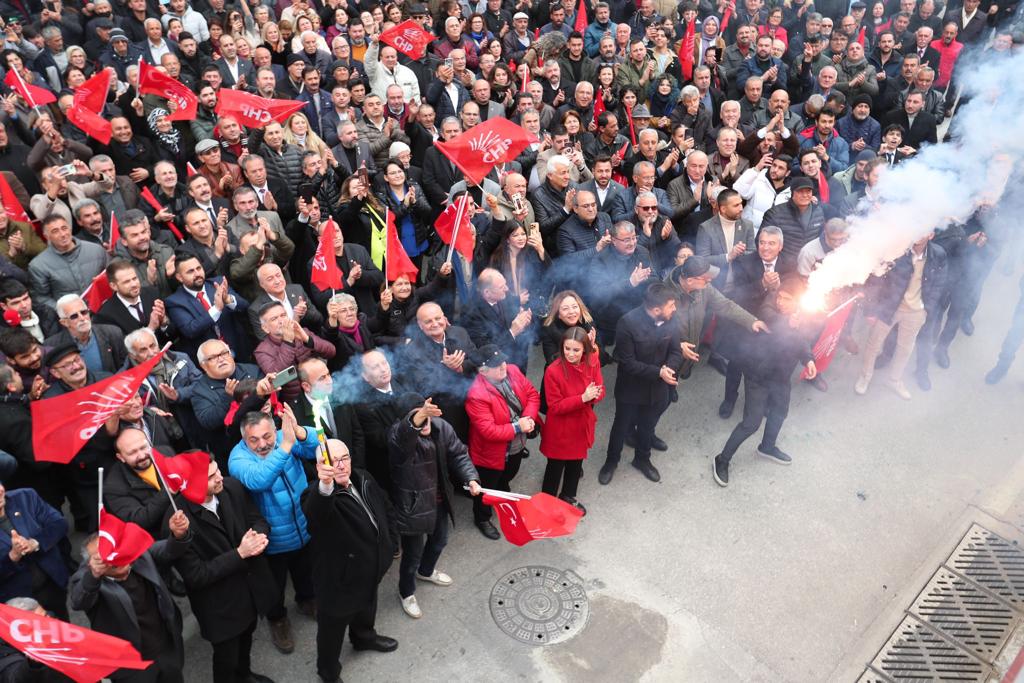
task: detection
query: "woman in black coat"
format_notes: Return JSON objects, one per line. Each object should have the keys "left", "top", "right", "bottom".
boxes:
{"left": 372, "top": 264, "right": 452, "bottom": 346}
{"left": 376, "top": 161, "right": 435, "bottom": 276}
{"left": 322, "top": 292, "right": 378, "bottom": 372}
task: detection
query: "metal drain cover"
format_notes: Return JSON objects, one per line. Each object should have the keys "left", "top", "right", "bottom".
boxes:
{"left": 490, "top": 566, "right": 589, "bottom": 645}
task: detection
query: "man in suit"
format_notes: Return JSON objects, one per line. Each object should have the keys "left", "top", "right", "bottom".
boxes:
{"left": 948, "top": 0, "right": 988, "bottom": 44}
{"left": 96, "top": 259, "right": 175, "bottom": 343}
{"left": 214, "top": 34, "right": 255, "bottom": 87}
{"left": 175, "top": 456, "right": 277, "bottom": 683}
{"left": 608, "top": 161, "right": 672, "bottom": 223}
{"left": 353, "top": 350, "right": 409, "bottom": 485}
{"left": 138, "top": 17, "right": 179, "bottom": 65}
{"left": 579, "top": 156, "right": 627, "bottom": 216}
{"left": 463, "top": 269, "right": 533, "bottom": 373}
{"left": 248, "top": 264, "right": 323, "bottom": 340}
{"left": 165, "top": 253, "right": 251, "bottom": 363}
{"left": 46, "top": 294, "right": 127, "bottom": 374}
{"left": 910, "top": 26, "right": 941, "bottom": 70}
{"left": 297, "top": 67, "right": 333, "bottom": 141}
{"left": 883, "top": 91, "right": 938, "bottom": 151}
{"left": 598, "top": 283, "right": 683, "bottom": 486}
{"left": 292, "top": 357, "right": 366, "bottom": 469}
{"left": 180, "top": 174, "right": 232, "bottom": 233}
{"left": 330, "top": 120, "right": 377, "bottom": 182}
{"left": 420, "top": 118, "right": 462, "bottom": 208}
{"left": 69, "top": 509, "right": 191, "bottom": 683}
{"left": 667, "top": 151, "right": 714, "bottom": 241}
{"left": 425, "top": 60, "right": 470, "bottom": 123}
{"left": 241, "top": 154, "right": 295, "bottom": 227}
{"left": 696, "top": 189, "right": 757, "bottom": 291}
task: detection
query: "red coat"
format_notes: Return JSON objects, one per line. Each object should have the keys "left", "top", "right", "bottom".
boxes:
{"left": 539, "top": 355, "right": 605, "bottom": 460}
{"left": 928, "top": 38, "right": 963, "bottom": 88}
{"left": 465, "top": 365, "right": 541, "bottom": 470}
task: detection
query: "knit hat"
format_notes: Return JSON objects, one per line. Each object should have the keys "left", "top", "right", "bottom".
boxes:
{"left": 852, "top": 93, "right": 872, "bottom": 108}
{"left": 286, "top": 53, "right": 306, "bottom": 66}
{"left": 389, "top": 141, "right": 411, "bottom": 158}
{"left": 109, "top": 27, "right": 129, "bottom": 43}
{"left": 855, "top": 149, "right": 877, "bottom": 163}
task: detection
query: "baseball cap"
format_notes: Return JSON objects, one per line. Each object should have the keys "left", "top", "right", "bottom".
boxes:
{"left": 478, "top": 344, "right": 509, "bottom": 368}
{"left": 791, "top": 176, "right": 815, "bottom": 191}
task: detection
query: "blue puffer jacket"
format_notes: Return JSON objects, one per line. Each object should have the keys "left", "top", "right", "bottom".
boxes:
{"left": 228, "top": 427, "right": 320, "bottom": 555}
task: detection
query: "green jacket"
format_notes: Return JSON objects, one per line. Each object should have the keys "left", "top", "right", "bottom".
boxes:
{"left": 667, "top": 277, "right": 756, "bottom": 373}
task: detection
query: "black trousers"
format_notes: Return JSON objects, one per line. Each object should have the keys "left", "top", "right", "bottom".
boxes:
{"left": 315, "top": 596, "right": 378, "bottom": 683}
{"left": 473, "top": 450, "right": 524, "bottom": 523}
{"left": 211, "top": 618, "right": 257, "bottom": 683}
{"left": 541, "top": 459, "right": 583, "bottom": 499}
{"left": 266, "top": 544, "right": 315, "bottom": 621}
{"left": 723, "top": 362, "right": 742, "bottom": 403}
{"left": 719, "top": 375, "right": 791, "bottom": 464}
{"left": 604, "top": 397, "right": 670, "bottom": 468}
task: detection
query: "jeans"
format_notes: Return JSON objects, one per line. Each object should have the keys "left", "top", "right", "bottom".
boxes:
{"left": 541, "top": 459, "right": 583, "bottom": 499}
{"left": 211, "top": 619, "right": 256, "bottom": 683}
{"left": 719, "top": 375, "right": 791, "bottom": 464}
{"left": 399, "top": 508, "right": 450, "bottom": 598}
{"left": 472, "top": 450, "right": 524, "bottom": 523}
{"left": 316, "top": 596, "right": 378, "bottom": 682}
{"left": 861, "top": 306, "right": 928, "bottom": 382}
{"left": 266, "top": 544, "right": 315, "bottom": 621}
{"left": 604, "top": 397, "right": 670, "bottom": 468}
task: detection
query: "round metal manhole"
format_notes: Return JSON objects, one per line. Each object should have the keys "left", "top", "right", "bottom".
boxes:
{"left": 490, "top": 566, "right": 589, "bottom": 645}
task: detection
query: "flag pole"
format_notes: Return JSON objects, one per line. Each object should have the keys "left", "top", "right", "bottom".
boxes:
{"left": 465, "top": 485, "right": 532, "bottom": 500}
{"left": 97, "top": 466, "right": 104, "bottom": 522}
{"left": 383, "top": 207, "right": 390, "bottom": 293}
{"left": 445, "top": 194, "right": 468, "bottom": 266}
{"left": 149, "top": 450, "right": 179, "bottom": 513}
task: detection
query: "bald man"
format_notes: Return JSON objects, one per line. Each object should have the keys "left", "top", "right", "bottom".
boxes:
{"left": 247, "top": 263, "right": 323, "bottom": 339}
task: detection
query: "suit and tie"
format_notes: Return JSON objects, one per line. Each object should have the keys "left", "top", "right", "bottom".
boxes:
{"left": 667, "top": 174, "right": 715, "bottom": 241}
{"left": 245, "top": 178, "right": 295, "bottom": 222}
{"left": 95, "top": 285, "right": 178, "bottom": 342}
{"left": 462, "top": 295, "right": 531, "bottom": 372}
{"left": 289, "top": 392, "right": 366, "bottom": 470}
{"left": 421, "top": 147, "right": 461, "bottom": 208}
{"left": 178, "top": 197, "right": 231, "bottom": 230}
{"left": 882, "top": 110, "right": 939, "bottom": 150}
{"left": 165, "top": 278, "right": 251, "bottom": 362}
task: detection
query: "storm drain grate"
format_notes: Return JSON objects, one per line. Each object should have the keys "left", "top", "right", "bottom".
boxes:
{"left": 489, "top": 566, "right": 589, "bottom": 645}
{"left": 863, "top": 524, "right": 1024, "bottom": 681}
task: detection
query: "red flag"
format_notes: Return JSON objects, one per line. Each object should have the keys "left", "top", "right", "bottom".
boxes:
{"left": 151, "top": 449, "right": 208, "bottom": 504}
{"left": 0, "top": 173, "right": 30, "bottom": 224}
{"left": 139, "top": 186, "right": 184, "bottom": 241}
{"left": 720, "top": 5, "right": 733, "bottom": 32}
{"left": 801, "top": 294, "right": 860, "bottom": 378}
{"left": 65, "top": 69, "right": 112, "bottom": 144}
{"left": 3, "top": 69, "right": 55, "bottom": 108}
{"left": 435, "top": 118, "right": 537, "bottom": 185}
{"left": 679, "top": 18, "right": 696, "bottom": 82}
{"left": 310, "top": 218, "right": 345, "bottom": 291}
{"left": 380, "top": 20, "right": 435, "bottom": 60}
{"left": 384, "top": 209, "right": 418, "bottom": 281}
{"left": 434, "top": 194, "right": 474, "bottom": 260}
{"left": 98, "top": 509, "right": 154, "bottom": 566}
{"left": 138, "top": 60, "right": 198, "bottom": 122}
{"left": 573, "top": 0, "right": 587, "bottom": 33}
{"left": 186, "top": 162, "right": 198, "bottom": 177}
{"left": 482, "top": 492, "right": 583, "bottom": 546}
{"left": 592, "top": 88, "right": 606, "bottom": 125}
{"left": 856, "top": 26, "right": 866, "bottom": 46}
{"left": 0, "top": 603, "right": 151, "bottom": 683}
{"left": 106, "top": 214, "right": 119, "bottom": 255}
{"left": 215, "top": 88, "right": 305, "bottom": 129}
{"left": 625, "top": 104, "right": 637, "bottom": 145}
{"left": 30, "top": 346, "right": 167, "bottom": 463}
{"left": 82, "top": 270, "right": 114, "bottom": 313}
{"left": 519, "top": 67, "right": 530, "bottom": 92}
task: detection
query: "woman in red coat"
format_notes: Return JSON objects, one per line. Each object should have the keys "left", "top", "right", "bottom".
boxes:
{"left": 539, "top": 327, "right": 605, "bottom": 516}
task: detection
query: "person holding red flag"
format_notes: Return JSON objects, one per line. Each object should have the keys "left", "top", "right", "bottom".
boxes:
{"left": 69, "top": 508, "right": 192, "bottom": 683}
{"left": 103, "top": 428, "right": 183, "bottom": 538}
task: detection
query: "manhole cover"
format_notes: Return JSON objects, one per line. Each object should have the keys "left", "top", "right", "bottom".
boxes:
{"left": 490, "top": 566, "right": 589, "bottom": 645}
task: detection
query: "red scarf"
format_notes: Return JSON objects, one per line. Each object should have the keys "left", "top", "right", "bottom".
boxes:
{"left": 817, "top": 171, "right": 830, "bottom": 204}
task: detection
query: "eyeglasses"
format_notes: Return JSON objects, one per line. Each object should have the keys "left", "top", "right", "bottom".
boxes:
{"left": 203, "top": 349, "right": 232, "bottom": 363}
{"left": 637, "top": 205, "right": 658, "bottom": 211}
{"left": 52, "top": 356, "right": 83, "bottom": 371}
{"left": 332, "top": 455, "right": 352, "bottom": 463}
{"left": 612, "top": 235, "right": 638, "bottom": 243}
{"left": 65, "top": 309, "right": 90, "bottom": 320}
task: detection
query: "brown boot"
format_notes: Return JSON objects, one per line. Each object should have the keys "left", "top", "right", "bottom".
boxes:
{"left": 269, "top": 617, "right": 294, "bottom": 654}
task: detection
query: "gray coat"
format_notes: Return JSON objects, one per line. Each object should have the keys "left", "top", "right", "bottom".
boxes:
{"left": 696, "top": 215, "right": 756, "bottom": 289}
{"left": 28, "top": 239, "right": 108, "bottom": 310}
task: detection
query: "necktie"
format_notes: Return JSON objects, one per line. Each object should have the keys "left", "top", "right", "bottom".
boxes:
{"left": 133, "top": 302, "right": 144, "bottom": 321}
{"left": 196, "top": 291, "right": 211, "bottom": 311}
{"left": 258, "top": 188, "right": 266, "bottom": 203}
{"left": 206, "top": 207, "right": 217, "bottom": 224}
{"left": 764, "top": 262, "right": 774, "bottom": 273}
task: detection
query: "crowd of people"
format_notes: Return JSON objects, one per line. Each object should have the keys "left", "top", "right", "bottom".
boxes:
{"left": 0, "top": 0, "right": 1020, "bottom": 678}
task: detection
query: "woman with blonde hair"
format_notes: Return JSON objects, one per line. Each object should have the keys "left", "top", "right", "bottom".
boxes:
{"left": 283, "top": 112, "right": 330, "bottom": 162}
{"left": 541, "top": 290, "right": 602, "bottom": 365}
{"left": 260, "top": 21, "right": 288, "bottom": 65}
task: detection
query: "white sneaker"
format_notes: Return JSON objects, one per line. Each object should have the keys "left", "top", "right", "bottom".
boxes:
{"left": 854, "top": 375, "right": 871, "bottom": 395}
{"left": 400, "top": 594, "right": 422, "bottom": 619}
{"left": 416, "top": 570, "right": 453, "bottom": 586}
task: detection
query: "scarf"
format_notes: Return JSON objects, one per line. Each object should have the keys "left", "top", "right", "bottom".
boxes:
{"left": 338, "top": 322, "right": 364, "bottom": 348}
{"left": 816, "top": 171, "right": 830, "bottom": 203}
{"left": 147, "top": 108, "right": 180, "bottom": 154}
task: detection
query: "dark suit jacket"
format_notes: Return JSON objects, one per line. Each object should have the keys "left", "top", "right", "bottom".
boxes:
{"left": 330, "top": 140, "right": 377, "bottom": 179}
{"left": 882, "top": 109, "right": 938, "bottom": 150}
{"left": 421, "top": 146, "right": 460, "bottom": 207}
{"left": 103, "top": 460, "right": 174, "bottom": 537}
{"left": 177, "top": 197, "right": 232, "bottom": 229}
{"left": 728, "top": 251, "right": 795, "bottom": 313}
{"left": 45, "top": 324, "right": 126, "bottom": 374}
{"left": 298, "top": 90, "right": 333, "bottom": 139}
{"left": 0, "top": 488, "right": 69, "bottom": 605}
{"left": 245, "top": 177, "right": 295, "bottom": 223}
{"left": 95, "top": 286, "right": 177, "bottom": 343}
{"left": 289, "top": 392, "right": 366, "bottom": 468}
{"left": 579, "top": 179, "right": 627, "bottom": 216}
{"left": 612, "top": 305, "right": 683, "bottom": 406}
{"left": 164, "top": 278, "right": 251, "bottom": 362}
{"left": 462, "top": 295, "right": 530, "bottom": 371}
{"left": 911, "top": 46, "right": 942, "bottom": 70}
{"left": 214, "top": 57, "right": 256, "bottom": 87}
{"left": 138, "top": 39, "right": 180, "bottom": 65}
{"left": 247, "top": 284, "right": 324, "bottom": 339}
{"left": 425, "top": 79, "right": 470, "bottom": 122}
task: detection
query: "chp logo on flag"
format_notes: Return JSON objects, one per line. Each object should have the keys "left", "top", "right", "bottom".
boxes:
{"left": 470, "top": 129, "right": 514, "bottom": 165}
{"left": 78, "top": 379, "right": 137, "bottom": 440}
{"left": 380, "top": 20, "right": 434, "bottom": 59}
{"left": 435, "top": 118, "right": 536, "bottom": 185}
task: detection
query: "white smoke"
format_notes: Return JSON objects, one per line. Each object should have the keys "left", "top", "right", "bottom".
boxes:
{"left": 804, "top": 46, "right": 1023, "bottom": 307}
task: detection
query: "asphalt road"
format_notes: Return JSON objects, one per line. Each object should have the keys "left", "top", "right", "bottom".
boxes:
{"left": 180, "top": 262, "right": 1024, "bottom": 683}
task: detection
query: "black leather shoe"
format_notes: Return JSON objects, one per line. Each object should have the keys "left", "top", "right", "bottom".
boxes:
{"left": 650, "top": 435, "right": 668, "bottom": 451}
{"left": 718, "top": 399, "right": 734, "bottom": 419}
{"left": 353, "top": 635, "right": 399, "bottom": 653}
{"left": 631, "top": 460, "right": 661, "bottom": 482}
{"left": 961, "top": 318, "right": 975, "bottom": 336}
{"left": 475, "top": 520, "right": 500, "bottom": 540}
{"left": 559, "top": 496, "right": 587, "bottom": 516}
{"left": 707, "top": 355, "right": 728, "bottom": 376}
{"left": 916, "top": 370, "right": 932, "bottom": 391}
{"left": 598, "top": 465, "right": 615, "bottom": 485}
{"left": 935, "top": 346, "right": 950, "bottom": 369}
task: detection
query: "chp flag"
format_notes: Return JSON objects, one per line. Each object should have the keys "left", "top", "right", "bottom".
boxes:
{"left": 30, "top": 344, "right": 170, "bottom": 463}
{"left": 380, "top": 20, "right": 435, "bottom": 60}
{"left": 310, "top": 218, "right": 345, "bottom": 291}
{"left": 67, "top": 68, "right": 113, "bottom": 144}
{"left": 138, "top": 60, "right": 198, "bottom": 122}
{"left": 214, "top": 88, "right": 305, "bottom": 129}
{"left": 481, "top": 490, "right": 583, "bottom": 546}
{"left": 0, "top": 603, "right": 151, "bottom": 682}
{"left": 800, "top": 293, "right": 862, "bottom": 379}
{"left": 434, "top": 118, "right": 537, "bottom": 186}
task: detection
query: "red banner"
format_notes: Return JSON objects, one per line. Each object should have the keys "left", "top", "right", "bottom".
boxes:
{"left": 380, "top": 20, "right": 434, "bottom": 60}
{"left": 0, "top": 603, "right": 151, "bottom": 683}
{"left": 679, "top": 18, "right": 696, "bottom": 82}
{"left": 98, "top": 508, "right": 154, "bottom": 567}
{"left": 482, "top": 492, "right": 583, "bottom": 546}
{"left": 801, "top": 294, "right": 860, "bottom": 379}
{"left": 3, "top": 69, "right": 55, "bottom": 108}
{"left": 310, "top": 218, "right": 344, "bottom": 291}
{"left": 67, "top": 69, "right": 112, "bottom": 145}
{"left": 214, "top": 88, "right": 304, "bottom": 129}
{"left": 384, "top": 209, "right": 418, "bottom": 282}
{"left": 138, "top": 60, "right": 198, "bottom": 122}
{"left": 434, "top": 194, "right": 474, "bottom": 260}
{"left": 435, "top": 118, "right": 537, "bottom": 186}
{"left": 30, "top": 346, "right": 167, "bottom": 463}
{"left": 107, "top": 213, "right": 119, "bottom": 255}
{"left": 0, "top": 172, "right": 30, "bottom": 224}
{"left": 152, "top": 449, "right": 208, "bottom": 504}
{"left": 573, "top": 0, "right": 588, "bottom": 33}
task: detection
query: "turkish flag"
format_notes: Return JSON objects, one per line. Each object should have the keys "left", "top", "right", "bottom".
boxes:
{"left": 0, "top": 603, "right": 151, "bottom": 683}
{"left": 380, "top": 20, "right": 435, "bottom": 60}
{"left": 138, "top": 60, "right": 198, "bottom": 122}
{"left": 678, "top": 18, "right": 696, "bottom": 82}
{"left": 435, "top": 118, "right": 537, "bottom": 185}
{"left": 67, "top": 69, "right": 112, "bottom": 144}
{"left": 592, "top": 87, "right": 606, "bottom": 125}
{"left": 139, "top": 186, "right": 184, "bottom": 241}
{"left": 107, "top": 214, "right": 119, "bottom": 255}
{"left": 856, "top": 26, "right": 866, "bottom": 46}
{"left": 801, "top": 294, "right": 860, "bottom": 378}
{"left": 3, "top": 69, "right": 56, "bottom": 108}
{"left": 30, "top": 346, "right": 167, "bottom": 463}
{"left": 82, "top": 270, "right": 114, "bottom": 313}
{"left": 384, "top": 209, "right": 418, "bottom": 282}
{"left": 186, "top": 162, "right": 198, "bottom": 177}
{"left": 310, "top": 218, "right": 345, "bottom": 291}
{"left": 434, "top": 194, "right": 475, "bottom": 260}
{"left": 151, "top": 450, "right": 208, "bottom": 504}
{"left": 215, "top": 88, "right": 305, "bottom": 129}
{"left": 573, "top": 0, "right": 588, "bottom": 33}
{"left": 98, "top": 508, "right": 154, "bottom": 567}
{"left": 0, "top": 173, "right": 30, "bottom": 224}
{"left": 482, "top": 492, "right": 583, "bottom": 546}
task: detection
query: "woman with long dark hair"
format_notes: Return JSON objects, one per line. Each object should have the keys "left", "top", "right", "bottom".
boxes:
{"left": 539, "top": 326, "right": 604, "bottom": 514}
{"left": 377, "top": 161, "right": 434, "bottom": 276}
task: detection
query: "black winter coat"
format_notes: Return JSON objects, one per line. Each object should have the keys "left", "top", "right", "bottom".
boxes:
{"left": 865, "top": 242, "right": 947, "bottom": 325}
{"left": 760, "top": 200, "right": 826, "bottom": 262}
{"left": 612, "top": 305, "right": 683, "bottom": 406}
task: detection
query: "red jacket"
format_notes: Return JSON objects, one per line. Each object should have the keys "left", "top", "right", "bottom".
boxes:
{"left": 540, "top": 355, "right": 605, "bottom": 460}
{"left": 928, "top": 38, "right": 963, "bottom": 87}
{"left": 465, "top": 365, "right": 541, "bottom": 470}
